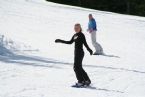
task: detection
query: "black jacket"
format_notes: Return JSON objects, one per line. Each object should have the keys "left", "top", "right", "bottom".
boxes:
{"left": 55, "top": 32, "right": 92, "bottom": 55}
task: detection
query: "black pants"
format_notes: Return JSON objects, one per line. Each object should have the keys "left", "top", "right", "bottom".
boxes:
{"left": 73, "top": 51, "right": 91, "bottom": 83}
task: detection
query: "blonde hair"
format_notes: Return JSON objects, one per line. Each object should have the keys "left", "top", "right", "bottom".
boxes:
{"left": 75, "top": 23, "right": 82, "bottom": 32}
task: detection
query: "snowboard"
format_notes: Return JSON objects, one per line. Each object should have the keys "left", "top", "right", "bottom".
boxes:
{"left": 71, "top": 84, "right": 96, "bottom": 89}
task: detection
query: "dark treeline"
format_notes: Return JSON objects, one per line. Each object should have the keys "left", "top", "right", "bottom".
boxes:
{"left": 46, "top": 0, "right": 145, "bottom": 16}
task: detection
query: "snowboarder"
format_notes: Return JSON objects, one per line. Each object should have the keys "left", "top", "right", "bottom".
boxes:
{"left": 55, "top": 23, "right": 93, "bottom": 87}
{"left": 87, "top": 14, "right": 104, "bottom": 55}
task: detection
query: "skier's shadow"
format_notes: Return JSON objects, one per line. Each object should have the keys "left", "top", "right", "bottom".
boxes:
{"left": 102, "top": 54, "right": 120, "bottom": 58}
{"left": 0, "top": 53, "right": 69, "bottom": 69}
{"left": 97, "top": 53, "right": 120, "bottom": 58}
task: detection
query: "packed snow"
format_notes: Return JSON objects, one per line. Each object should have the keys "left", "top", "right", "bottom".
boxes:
{"left": 0, "top": 0, "right": 145, "bottom": 97}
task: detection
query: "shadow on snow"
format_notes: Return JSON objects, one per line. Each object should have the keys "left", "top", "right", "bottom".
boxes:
{"left": 0, "top": 50, "right": 144, "bottom": 74}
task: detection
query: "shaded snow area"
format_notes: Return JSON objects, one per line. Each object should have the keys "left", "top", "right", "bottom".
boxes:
{"left": 0, "top": 0, "right": 145, "bottom": 97}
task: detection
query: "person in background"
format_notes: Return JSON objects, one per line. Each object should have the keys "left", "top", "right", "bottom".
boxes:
{"left": 55, "top": 23, "right": 92, "bottom": 87}
{"left": 87, "top": 14, "right": 104, "bottom": 55}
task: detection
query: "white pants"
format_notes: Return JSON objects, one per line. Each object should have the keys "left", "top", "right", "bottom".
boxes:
{"left": 91, "top": 31, "right": 103, "bottom": 54}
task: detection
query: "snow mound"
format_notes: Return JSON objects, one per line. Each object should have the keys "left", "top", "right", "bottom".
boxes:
{"left": 0, "top": 35, "right": 12, "bottom": 55}
{"left": 0, "top": 34, "right": 38, "bottom": 56}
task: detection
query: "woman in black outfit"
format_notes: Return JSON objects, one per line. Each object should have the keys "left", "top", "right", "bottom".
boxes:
{"left": 55, "top": 23, "right": 93, "bottom": 87}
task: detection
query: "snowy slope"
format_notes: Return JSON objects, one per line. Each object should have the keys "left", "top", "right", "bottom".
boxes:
{"left": 0, "top": 0, "right": 145, "bottom": 97}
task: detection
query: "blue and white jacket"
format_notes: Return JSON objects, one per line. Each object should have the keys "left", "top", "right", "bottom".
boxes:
{"left": 88, "top": 18, "right": 97, "bottom": 32}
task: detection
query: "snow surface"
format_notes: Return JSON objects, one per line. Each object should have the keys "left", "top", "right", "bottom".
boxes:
{"left": 0, "top": 0, "right": 145, "bottom": 97}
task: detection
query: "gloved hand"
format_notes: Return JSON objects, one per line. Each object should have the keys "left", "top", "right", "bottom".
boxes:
{"left": 87, "top": 28, "right": 93, "bottom": 33}
{"left": 55, "top": 39, "right": 61, "bottom": 43}
{"left": 89, "top": 49, "right": 93, "bottom": 55}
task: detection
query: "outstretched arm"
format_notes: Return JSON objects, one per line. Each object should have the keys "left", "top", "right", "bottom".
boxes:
{"left": 83, "top": 34, "right": 93, "bottom": 55}
{"left": 55, "top": 35, "right": 74, "bottom": 44}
